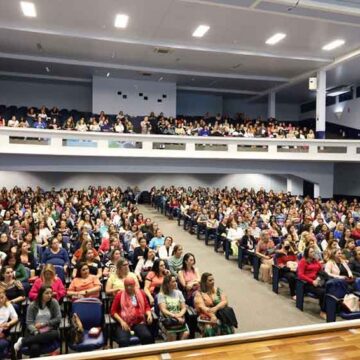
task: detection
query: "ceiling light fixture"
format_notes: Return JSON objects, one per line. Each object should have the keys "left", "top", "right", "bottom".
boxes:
{"left": 20, "top": 1, "right": 36, "bottom": 17}
{"left": 192, "top": 25, "right": 210, "bottom": 38}
{"left": 114, "top": 14, "right": 129, "bottom": 28}
{"left": 265, "top": 33, "right": 286, "bottom": 45}
{"left": 327, "top": 85, "right": 351, "bottom": 97}
{"left": 322, "top": 39, "right": 345, "bottom": 51}
{"left": 106, "top": 72, "right": 110, "bottom": 78}
{"left": 45, "top": 66, "right": 50, "bottom": 73}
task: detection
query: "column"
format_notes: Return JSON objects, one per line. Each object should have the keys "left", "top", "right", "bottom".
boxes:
{"left": 315, "top": 70, "right": 326, "bottom": 139}
{"left": 268, "top": 91, "right": 276, "bottom": 120}
{"left": 314, "top": 183, "right": 320, "bottom": 198}
{"left": 286, "top": 175, "right": 304, "bottom": 195}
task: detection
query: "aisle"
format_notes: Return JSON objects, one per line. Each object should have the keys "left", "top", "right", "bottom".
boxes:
{"left": 139, "top": 205, "right": 321, "bottom": 333}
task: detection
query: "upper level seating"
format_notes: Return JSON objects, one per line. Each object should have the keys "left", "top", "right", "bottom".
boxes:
{"left": 0, "top": 104, "right": 316, "bottom": 139}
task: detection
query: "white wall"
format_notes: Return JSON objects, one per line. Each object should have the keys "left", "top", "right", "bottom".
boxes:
{"left": 176, "top": 92, "right": 223, "bottom": 116}
{"left": 334, "top": 163, "right": 360, "bottom": 195}
{"left": 223, "top": 98, "right": 300, "bottom": 121}
{"left": 0, "top": 172, "right": 287, "bottom": 193}
{"left": 92, "top": 76, "right": 176, "bottom": 117}
{"left": 300, "top": 96, "right": 360, "bottom": 132}
{"left": 0, "top": 78, "right": 92, "bottom": 111}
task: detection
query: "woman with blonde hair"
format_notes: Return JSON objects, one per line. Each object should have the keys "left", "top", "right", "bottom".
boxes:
{"left": 0, "top": 288, "right": 18, "bottom": 357}
{"left": 29, "top": 264, "right": 66, "bottom": 302}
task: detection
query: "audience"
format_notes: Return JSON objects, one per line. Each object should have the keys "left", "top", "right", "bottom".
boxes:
{"left": 0, "top": 106, "right": 317, "bottom": 139}
{"left": 0, "top": 182, "right": 359, "bottom": 356}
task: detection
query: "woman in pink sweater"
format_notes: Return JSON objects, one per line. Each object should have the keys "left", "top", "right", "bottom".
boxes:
{"left": 29, "top": 264, "right": 66, "bottom": 302}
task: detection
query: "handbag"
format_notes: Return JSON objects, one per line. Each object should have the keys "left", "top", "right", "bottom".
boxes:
{"left": 286, "top": 261, "right": 298, "bottom": 272}
{"left": 343, "top": 294, "right": 360, "bottom": 313}
{"left": 161, "top": 316, "right": 180, "bottom": 329}
{"left": 216, "top": 306, "right": 238, "bottom": 328}
{"left": 70, "top": 313, "right": 84, "bottom": 344}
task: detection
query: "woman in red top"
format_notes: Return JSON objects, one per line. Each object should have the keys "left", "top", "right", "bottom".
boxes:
{"left": 276, "top": 241, "right": 297, "bottom": 299}
{"left": 111, "top": 277, "right": 153, "bottom": 347}
{"left": 297, "top": 246, "right": 326, "bottom": 318}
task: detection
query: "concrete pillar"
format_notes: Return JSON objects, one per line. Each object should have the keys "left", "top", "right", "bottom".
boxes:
{"left": 314, "top": 183, "right": 320, "bottom": 198}
{"left": 268, "top": 91, "right": 276, "bottom": 119}
{"left": 315, "top": 70, "right": 326, "bottom": 139}
{"left": 286, "top": 175, "right": 304, "bottom": 195}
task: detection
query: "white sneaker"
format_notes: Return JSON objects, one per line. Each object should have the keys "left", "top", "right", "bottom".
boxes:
{"left": 14, "top": 337, "right": 23, "bottom": 354}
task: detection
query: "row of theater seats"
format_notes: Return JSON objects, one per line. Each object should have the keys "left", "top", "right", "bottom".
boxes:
{"left": 151, "top": 189, "right": 360, "bottom": 323}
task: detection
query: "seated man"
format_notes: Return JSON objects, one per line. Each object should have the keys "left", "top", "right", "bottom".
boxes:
{"left": 110, "top": 277, "right": 154, "bottom": 347}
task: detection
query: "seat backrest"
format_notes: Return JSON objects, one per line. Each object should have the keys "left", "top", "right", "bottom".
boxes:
{"left": 72, "top": 298, "right": 103, "bottom": 329}
{"left": 325, "top": 279, "right": 348, "bottom": 298}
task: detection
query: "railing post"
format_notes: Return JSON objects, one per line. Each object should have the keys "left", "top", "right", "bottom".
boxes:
{"left": 51, "top": 137, "right": 63, "bottom": 148}
{"left": 0, "top": 134, "right": 9, "bottom": 147}
{"left": 186, "top": 142, "right": 195, "bottom": 152}
{"left": 268, "top": 144, "right": 277, "bottom": 155}
{"left": 228, "top": 143, "right": 237, "bottom": 154}
{"left": 142, "top": 141, "right": 153, "bottom": 151}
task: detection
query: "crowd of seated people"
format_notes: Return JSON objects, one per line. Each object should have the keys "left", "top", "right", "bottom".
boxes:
{"left": 0, "top": 185, "right": 235, "bottom": 358}
{"left": 0, "top": 105, "right": 315, "bottom": 139}
{"left": 152, "top": 186, "right": 360, "bottom": 319}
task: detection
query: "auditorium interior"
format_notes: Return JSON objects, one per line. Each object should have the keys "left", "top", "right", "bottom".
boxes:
{"left": 1, "top": 0, "right": 360, "bottom": 359}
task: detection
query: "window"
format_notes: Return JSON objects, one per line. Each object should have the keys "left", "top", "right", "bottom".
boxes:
{"left": 339, "top": 88, "right": 353, "bottom": 102}
{"left": 300, "top": 101, "right": 316, "bottom": 113}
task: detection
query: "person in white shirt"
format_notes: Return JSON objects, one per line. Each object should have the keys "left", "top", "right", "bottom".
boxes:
{"left": 7, "top": 116, "right": 19, "bottom": 127}
{"left": 227, "top": 221, "right": 244, "bottom": 257}
{"left": 0, "top": 288, "right": 18, "bottom": 357}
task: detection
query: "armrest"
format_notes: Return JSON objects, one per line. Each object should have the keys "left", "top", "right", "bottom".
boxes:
{"left": 61, "top": 316, "right": 70, "bottom": 330}
{"left": 325, "top": 294, "right": 343, "bottom": 303}
{"left": 104, "top": 314, "right": 116, "bottom": 325}
{"left": 353, "top": 291, "right": 360, "bottom": 298}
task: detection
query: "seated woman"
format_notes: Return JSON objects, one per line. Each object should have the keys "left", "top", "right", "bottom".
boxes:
{"left": 226, "top": 221, "right": 243, "bottom": 257}
{"left": 105, "top": 259, "right": 139, "bottom": 297}
{"left": 168, "top": 245, "right": 184, "bottom": 276}
{"left": 158, "top": 236, "right": 175, "bottom": 260}
{"left": 194, "top": 272, "right": 234, "bottom": 337}
{"left": 325, "top": 249, "right": 353, "bottom": 283}
{"left": 73, "top": 248, "right": 102, "bottom": 279}
{"left": 134, "top": 248, "right": 156, "bottom": 283}
{"left": 177, "top": 253, "right": 200, "bottom": 306}
{"left": 158, "top": 275, "right": 189, "bottom": 341}
{"left": 350, "top": 247, "right": 360, "bottom": 277}
{"left": 29, "top": 264, "right": 66, "bottom": 302}
{"left": 110, "top": 277, "right": 153, "bottom": 347}
{"left": 13, "top": 286, "right": 61, "bottom": 358}
{"left": 4, "top": 253, "right": 30, "bottom": 292}
{"left": 132, "top": 237, "right": 148, "bottom": 268}
{"left": 0, "top": 288, "right": 18, "bottom": 358}
{"left": 67, "top": 262, "right": 102, "bottom": 300}
{"left": 71, "top": 239, "right": 99, "bottom": 266}
{"left": 18, "top": 241, "right": 37, "bottom": 278}
{"left": 103, "top": 249, "right": 122, "bottom": 278}
{"left": 343, "top": 238, "right": 356, "bottom": 261}
{"left": 275, "top": 241, "right": 298, "bottom": 299}
{"left": 0, "top": 266, "right": 26, "bottom": 310}
{"left": 297, "top": 246, "right": 326, "bottom": 319}
{"left": 144, "top": 259, "right": 170, "bottom": 306}
{"left": 256, "top": 231, "right": 276, "bottom": 284}
{"left": 41, "top": 237, "right": 69, "bottom": 282}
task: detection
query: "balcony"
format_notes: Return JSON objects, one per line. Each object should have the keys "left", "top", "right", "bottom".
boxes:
{"left": 0, "top": 128, "right": 358, "bottom": 162}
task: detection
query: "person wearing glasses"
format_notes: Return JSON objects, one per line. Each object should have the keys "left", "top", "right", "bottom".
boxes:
{"left": 67, "top": 262, "right": 102, "bottom": 300}
{"left": 105, "top": 258, "right": 139, "bottom": 297}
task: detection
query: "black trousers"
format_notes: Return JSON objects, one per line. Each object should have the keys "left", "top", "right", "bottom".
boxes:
{"left": 280, "top": 270, "right": 297, "bottom": 296}
{"left": 304, "top": 284, "right": 326, "bottom": 311}
{"left": 22, "top": 330, "right": 59, "bottom": 358}
{"left": 115, "top": 324, "right": 154, "bottom": 347}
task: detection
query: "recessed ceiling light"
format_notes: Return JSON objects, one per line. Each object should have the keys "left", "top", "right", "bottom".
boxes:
{"left": 45, "top": 66, "right": 50, "bottom": 73}
{"left": 192, "top": 25, "right": 210, "bottom": 38}
{"left": 322, "top": 39, "right": 345, "bottom": 51}
{"left": 114, "top": 14, "right": 129, "bottom": 28}
{"left": 20, "top": 1, "right": 36, "bottom": 17}
{"left": 265, "top": 33, "right": 286, "bottom": 45}
{"left": 106, "top": 72, "right": 110, "bottom": 78}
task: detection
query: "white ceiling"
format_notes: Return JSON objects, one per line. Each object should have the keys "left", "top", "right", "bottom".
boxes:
{"left": 0, "top": 0, "right": 360, "bottom": 103}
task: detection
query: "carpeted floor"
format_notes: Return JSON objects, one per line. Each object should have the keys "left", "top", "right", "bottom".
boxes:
{"left": 139, "top": 205, "right": 324, "bottom": 333}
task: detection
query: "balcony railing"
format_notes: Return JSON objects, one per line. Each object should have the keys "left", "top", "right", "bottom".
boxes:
{"left": 0, "top": 127, "right": 358, "bottom": 161}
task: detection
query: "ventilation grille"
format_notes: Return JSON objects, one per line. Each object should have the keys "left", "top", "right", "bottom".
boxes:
{"left": 154, "top": 48, "right": 171, "bottom": 54}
